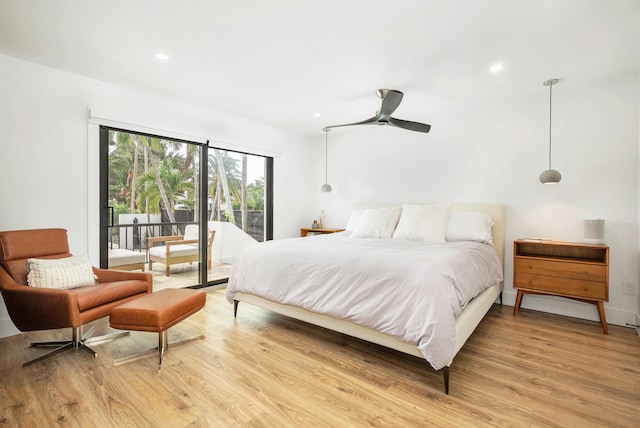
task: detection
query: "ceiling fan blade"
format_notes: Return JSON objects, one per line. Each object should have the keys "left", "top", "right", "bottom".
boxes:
{"left": 323, "top": 116, "right": 379, "bottom": 130}
{"left": 388, "top": 117, "right": 431, "bottom": 133}
{"left": 378, "top": 90, "right": 403, "bottom": 118}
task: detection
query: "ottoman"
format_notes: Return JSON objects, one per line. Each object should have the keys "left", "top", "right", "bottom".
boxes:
{"left": 110, "top": 288, "right": 206, "bottom": 366}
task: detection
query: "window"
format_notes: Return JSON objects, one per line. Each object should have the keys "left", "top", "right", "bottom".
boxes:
{"left": 99, "top": 126, "right": 272, "bottom": 289}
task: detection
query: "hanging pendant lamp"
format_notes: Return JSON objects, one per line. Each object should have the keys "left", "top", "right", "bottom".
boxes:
{"left": 539, "top": 78, "right": 561, "bottom": 184}
{"left": 320, "top": 128, "right": 332, "bottom": 192}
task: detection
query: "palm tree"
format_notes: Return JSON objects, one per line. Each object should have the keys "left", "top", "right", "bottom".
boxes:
{"left": 241, "top": 154, "right": 248, "bottom": 231}
{"left": 108, "top": 131, "right": 140, "bottom": 212}
{"left": 215, "top": 149, "right": 235, "bottom": 225}
{"left": 140, "top": 137, "right": 177, "bottom": 227}
{"left": 208, "top": 150, "right": 242, "bottom": 223}
{"left": 135, "top": 159, "right": 194, "bottom": 223}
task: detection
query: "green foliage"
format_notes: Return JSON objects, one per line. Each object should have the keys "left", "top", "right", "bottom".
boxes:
{"left": 108, "top": 130, "right": 265, "bottom": 225}
{"left": 112, "top": 202, "right": 132, "bottom": 221}
{"left": 135, "top": 160, "right": 194, "bottom": 213}
{"left": 246, "top": 179, "right": 265, "bottom": 210}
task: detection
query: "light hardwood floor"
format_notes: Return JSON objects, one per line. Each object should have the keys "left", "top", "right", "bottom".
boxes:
{"left": 1, "top": 289, "right": 638, "bottom": 427}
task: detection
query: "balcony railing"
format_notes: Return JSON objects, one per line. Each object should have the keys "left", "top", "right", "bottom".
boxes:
{"left": 108, "top": 222, "right": 196, "bottom": 252}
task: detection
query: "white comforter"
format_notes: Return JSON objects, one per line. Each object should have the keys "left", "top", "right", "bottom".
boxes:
{"left": 226, "top": 232, "right": 503, "bottom": 370}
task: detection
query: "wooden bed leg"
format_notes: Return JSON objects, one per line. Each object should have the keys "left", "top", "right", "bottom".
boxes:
{"left": 442, "top": 366, "right": 450, "bottom": 394}
{"left": 233, "top": 300, "right": 239, "bottom": 318}
{"left": 499, "top": 292, "right": 503, "bottom": 305}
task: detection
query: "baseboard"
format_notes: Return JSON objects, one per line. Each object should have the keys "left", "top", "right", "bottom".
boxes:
{"left": 635, "top": 313, "right": 640, "bottom": 337}
{"left": 502, "top": 290, "right": 636, "bottom": 328}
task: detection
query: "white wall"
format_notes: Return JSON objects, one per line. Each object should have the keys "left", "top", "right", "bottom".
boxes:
{"left": 0, "top": 54, "right": 313, "bottom": 335}
{"left": 309, "top": 72, "right": 640, "bottom": 328}
{"left": 1, "top": 51, "right": 638, "bottom": 334}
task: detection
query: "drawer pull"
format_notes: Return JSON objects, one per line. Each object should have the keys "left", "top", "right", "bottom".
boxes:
{"left": 584, "top": 287, "right": 589, "bottom": 291}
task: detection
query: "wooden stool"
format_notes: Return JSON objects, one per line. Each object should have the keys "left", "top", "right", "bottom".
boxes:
{"left": 110, "top": 288, "right": 206, "bottom": 366}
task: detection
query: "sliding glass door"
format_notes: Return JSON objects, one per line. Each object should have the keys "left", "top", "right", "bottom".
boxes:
{"left": 99, "top": 127, "right": 272, "bottom": 290}
{"left": 100, "top": 127, "right": 206, "bottom": 289}
{"left": 204, "top": 145, "right": 272, "bottom": 278}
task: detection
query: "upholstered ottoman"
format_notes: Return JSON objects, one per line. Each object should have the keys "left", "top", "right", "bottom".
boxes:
{"left": 110, "top": 288, "right": 206, "bottom": 366}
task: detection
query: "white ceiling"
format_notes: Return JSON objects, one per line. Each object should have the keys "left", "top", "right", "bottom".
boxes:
{"left": 1, "top": 0, "right": 639, "bottom": 137}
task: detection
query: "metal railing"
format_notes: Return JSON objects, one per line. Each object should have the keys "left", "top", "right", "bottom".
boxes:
{"left": 108, "top": 222, "right": 196, "bottom": 252}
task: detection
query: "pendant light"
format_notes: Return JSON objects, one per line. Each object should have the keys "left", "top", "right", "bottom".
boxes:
{"left": 320, "top": 128, "right": 332, "bottom": 192}
{"left": 539, "top": 78, "right": 562, "bottom": 184}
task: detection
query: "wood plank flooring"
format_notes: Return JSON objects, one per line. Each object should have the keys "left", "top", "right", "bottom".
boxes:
{"left": 1, "top": 289, "right": 638, "bottom": 427}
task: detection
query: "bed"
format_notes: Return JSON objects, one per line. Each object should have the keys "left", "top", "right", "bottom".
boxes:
{"left": 226, "top": 203, "right": 505, "bottom": 394}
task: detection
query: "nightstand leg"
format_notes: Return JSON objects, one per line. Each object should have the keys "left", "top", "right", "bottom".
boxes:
{"left": 513, "top": 290, "right": 524, "bottom": 316}
{"left": 596, "top": 301, "right": 608, "bottom": 334}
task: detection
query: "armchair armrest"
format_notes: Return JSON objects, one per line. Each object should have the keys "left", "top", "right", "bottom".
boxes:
{"left": 162, "top": 239, "right": 198, "bottom": 258}
{"left": 166, "top": 239, "right": 198, "bottom": 246}
{"left": 0, "top": 267, "right": 81, "bottom": 331}
{"left": 92, "top": 267, "right": 152, "bottom": 294}
{"left": 148, "top": 235, "right": 184, "bottom": 246}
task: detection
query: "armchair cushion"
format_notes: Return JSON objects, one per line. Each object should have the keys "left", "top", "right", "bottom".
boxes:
{"left": 148, "top": 244, "right": 198, "bottom": 259}
{"left": 183, "top": 224, "right": 199, "bottom": 241}
{"left": 74, "top": 279, "right": 149, "bottom": 312}
{"left": 27, "top": 256, "right": 97, "bottom": 289}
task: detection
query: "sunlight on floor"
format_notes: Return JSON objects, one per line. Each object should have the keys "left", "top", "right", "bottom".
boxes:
{"left": 144, "top": 263, "right": 232, "bottom": 291}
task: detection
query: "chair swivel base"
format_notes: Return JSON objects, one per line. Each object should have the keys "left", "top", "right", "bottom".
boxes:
{"left": 23, "top": 326, "right": 130, "bottom": 368}
{"left": 113, "top": 330, "right": 205, "bottom": 367}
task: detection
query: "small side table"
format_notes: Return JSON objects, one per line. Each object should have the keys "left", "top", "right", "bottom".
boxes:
{"left": 513, "top": 239, "right": 609, "bottom": 333}
{"left": 300, "top": 228, "right": 345, "bottom": 237}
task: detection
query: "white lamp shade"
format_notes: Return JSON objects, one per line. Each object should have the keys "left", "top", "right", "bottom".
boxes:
{"left": 539, "top": 169, "right": 562, "bottom": 184}
{"left": 583, "top": 219, "right": 605, "bottom": 244}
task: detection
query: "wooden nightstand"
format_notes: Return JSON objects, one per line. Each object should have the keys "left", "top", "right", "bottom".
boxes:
{"left": 513, "top": 239, "right": 609, "bottom": 334}
{"left": 300, "top": 228, "right": 345, "bottom": 237}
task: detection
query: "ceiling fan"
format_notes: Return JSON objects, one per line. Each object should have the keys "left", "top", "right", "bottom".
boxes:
{"left": 323, "top": 89, "right": 431, "bottom": 133}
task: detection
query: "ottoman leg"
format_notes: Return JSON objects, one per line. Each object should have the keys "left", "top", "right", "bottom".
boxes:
{"left": 159, "top": 330, "right": 168, "bottom": 366}
{"left": 113, "top": 331, "right": 205, "bottom": 367}
{"left": 160, "top": 333, "right": 206, "bottom": 367}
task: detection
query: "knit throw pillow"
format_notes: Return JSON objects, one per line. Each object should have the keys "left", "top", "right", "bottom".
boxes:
{"left": 26, "top": 256, "right": 97, "bottom": 289}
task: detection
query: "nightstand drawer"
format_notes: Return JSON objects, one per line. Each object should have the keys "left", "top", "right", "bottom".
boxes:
{"left": 514, "top": 258, "right": 606, "bottom": 282}
{"left": 514, "top": 273, "right": 607, "bottom": 300}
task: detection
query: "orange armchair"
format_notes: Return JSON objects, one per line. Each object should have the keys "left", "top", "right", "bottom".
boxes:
{"left": 0, "top": 228, "right": 152, "bottom": 366}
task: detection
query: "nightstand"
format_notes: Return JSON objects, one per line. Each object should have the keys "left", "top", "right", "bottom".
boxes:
{"left": 513, "top": 239, "right": 609, "bottom": 334}
{"left": 300, "top": 228, "right": 345, "bottom": 237}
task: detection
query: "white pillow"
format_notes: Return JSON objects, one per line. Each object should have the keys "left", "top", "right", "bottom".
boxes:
{"left": 27, "top": 256, "right": 97, "bottom": 289}
{"left": 392, "top": 203, "right": 451, "bottom": 242}
{"left": 351, "top": 207, "right": 401, "bottom": 238}
{"left": 445, "top": 211, "right": 494, "bottom": 245}
{"left": 345, "top": 209, "right": 365, "bottom": 231}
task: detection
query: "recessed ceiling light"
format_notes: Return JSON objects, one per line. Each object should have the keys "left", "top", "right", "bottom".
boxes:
{"left": 155, "top": 52, "right": 169, "bottom": 61}
{"left": 489, "top": 63, "right": 504, "bottom": 73}
{"left": 313, "top": 113, "right": 321, "bottom": 117}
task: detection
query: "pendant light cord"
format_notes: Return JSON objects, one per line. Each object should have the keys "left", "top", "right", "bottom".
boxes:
{"left": 324, "top": 129, "right": 329, "bottom": 182}
{"left": 548, "top": 83, "right": 553, "bottom": 169}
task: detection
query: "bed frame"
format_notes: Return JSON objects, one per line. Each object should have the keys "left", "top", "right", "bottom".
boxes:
{"left": 232, "top": 203, "right": 505, "bottom": 394}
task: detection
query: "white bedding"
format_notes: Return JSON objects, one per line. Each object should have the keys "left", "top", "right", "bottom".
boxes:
{"left": 226, "top": 232, "right": 503, "bottom": 370}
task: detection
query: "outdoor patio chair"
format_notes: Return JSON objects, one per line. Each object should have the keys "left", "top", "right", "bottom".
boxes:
{"left": 147, "top": 225, "right": 215, "bottom": 276}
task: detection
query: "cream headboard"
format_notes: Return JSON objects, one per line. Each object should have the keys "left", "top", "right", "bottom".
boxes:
{"left": 450, "top": 203, "right": 505, "bottom": 268}
{"left": 351, "top": 203, "right": 505, "bottom": 268}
